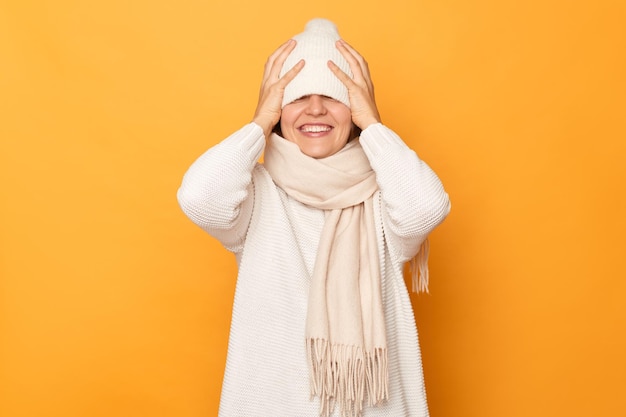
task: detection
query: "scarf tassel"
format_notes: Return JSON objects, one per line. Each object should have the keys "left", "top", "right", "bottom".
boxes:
{"left": 410, "top": 239, "right": 430, "bottom": 293}
{"left": 307, "top": 338, "right": 388, "bottom": 417}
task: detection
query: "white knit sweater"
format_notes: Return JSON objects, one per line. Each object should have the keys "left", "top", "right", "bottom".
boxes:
{"left": 177, "top": 122, "right": 450, "bottom": 417}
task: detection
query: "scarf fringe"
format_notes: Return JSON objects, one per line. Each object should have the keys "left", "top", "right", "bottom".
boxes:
{"left": 410, "top": 239, "right": 430, "bottom": 293}
{"left": 307, "top": 338, "right": 388, "bottom": 417}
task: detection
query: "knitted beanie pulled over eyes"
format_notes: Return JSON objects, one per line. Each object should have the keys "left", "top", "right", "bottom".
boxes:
{"left": 280, "top": 18, "right": 353, "bottom": 108}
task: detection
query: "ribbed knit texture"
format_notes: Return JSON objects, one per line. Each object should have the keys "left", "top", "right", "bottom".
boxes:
{"left": 177, "top": 123, "right": 450, "bottom": 416}
{"left": 280, "top": 19, "right": 352, "bottom": 108}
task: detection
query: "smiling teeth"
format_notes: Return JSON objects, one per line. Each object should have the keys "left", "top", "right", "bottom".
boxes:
{"left": 301, "top": 125, "right": 331, "bottom": 133}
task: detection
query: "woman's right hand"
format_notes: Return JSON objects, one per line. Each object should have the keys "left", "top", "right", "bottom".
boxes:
{"left": 252, "top": 39, "right": 304, "bottom": 138}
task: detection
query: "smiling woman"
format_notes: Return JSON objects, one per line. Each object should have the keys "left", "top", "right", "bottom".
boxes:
{"left": 177, "top": 18, "right": 450, "bottom": 417}
{"left": 279, "top": 94, "right": 354, "bottom": 158}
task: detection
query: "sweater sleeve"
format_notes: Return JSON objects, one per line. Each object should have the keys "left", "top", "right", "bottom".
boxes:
{"left": 177, "top": 123, "right": 266, "bottom": 252}
{"left": 359, "top": 123, "right": 451, "bottom": 262}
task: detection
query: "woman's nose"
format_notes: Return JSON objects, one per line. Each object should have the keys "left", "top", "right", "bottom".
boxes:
{"left": 304, "top": 95, "right": 327, "bottom": 115}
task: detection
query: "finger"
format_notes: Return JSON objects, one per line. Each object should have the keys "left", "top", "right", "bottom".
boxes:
{"left": 264, "top": 39, "right": 297, "bottom": 82}
{"left": 327, "top": 60, "right": 355, "bottom": 88}
{"left": 336, "top": 40, "right": 375, "bottom": 92}
{"left": 337, "top": 40, "right": 370, "bottom": 75}
{"left": 263, "top": 40, "right": 290, "bottom": 78}
{"left": 269, "top": 39, "right": 298, "bottom": 81}
{"left": 265, "top": 40, "right": 295, "bottom": 71}
{"left": 258, "top": 59, "right": 304, "bottom": 107}
{"left": 335, "top": 40, "right": 366, "bottom": 82}
{"left": 277, "top": 59, "right": 305, "bottom": 87}
{"left": 337, "top": 40, "right": 366, "bottom": 65}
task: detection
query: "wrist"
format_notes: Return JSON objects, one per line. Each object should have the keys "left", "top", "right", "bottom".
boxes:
{"left": 357, "top": 115, "right": 382, "bottom": 131}
{"left": 252, "top": 116, "right": 274, "bottom": 138}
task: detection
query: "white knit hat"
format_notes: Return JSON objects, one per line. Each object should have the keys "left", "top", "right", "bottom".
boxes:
{"left": 280, "top": 19, "right": 353, "bottom": 108}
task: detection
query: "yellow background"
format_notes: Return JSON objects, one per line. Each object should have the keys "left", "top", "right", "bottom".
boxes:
{"left": 2, "top": 0, "right": 625, "bottom": 416}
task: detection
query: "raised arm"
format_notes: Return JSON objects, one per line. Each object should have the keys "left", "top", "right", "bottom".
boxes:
{"left": 177, "top": 123, "right": 265, "bottom": 252}
{"left": 178, "top": 40, "right": 304, "bottom": 251}
{"left": 329, "top": 39, "right": 450, "bottom": 261}
{"left": 360, "top": 124, "right": 450, "bottom": 261}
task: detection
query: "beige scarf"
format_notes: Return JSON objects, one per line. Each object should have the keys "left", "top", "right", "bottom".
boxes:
{"left": 264, "top": 133, "right": 387, "bottom": 417}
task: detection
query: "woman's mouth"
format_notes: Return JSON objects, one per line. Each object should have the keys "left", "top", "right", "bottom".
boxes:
{"left": 298, "top": 124, "right": 333, "bottom": 135}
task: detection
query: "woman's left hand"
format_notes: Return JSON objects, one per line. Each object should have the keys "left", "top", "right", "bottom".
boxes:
{"left": 328, "top": 40, "right": 382, "bottom": 130}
